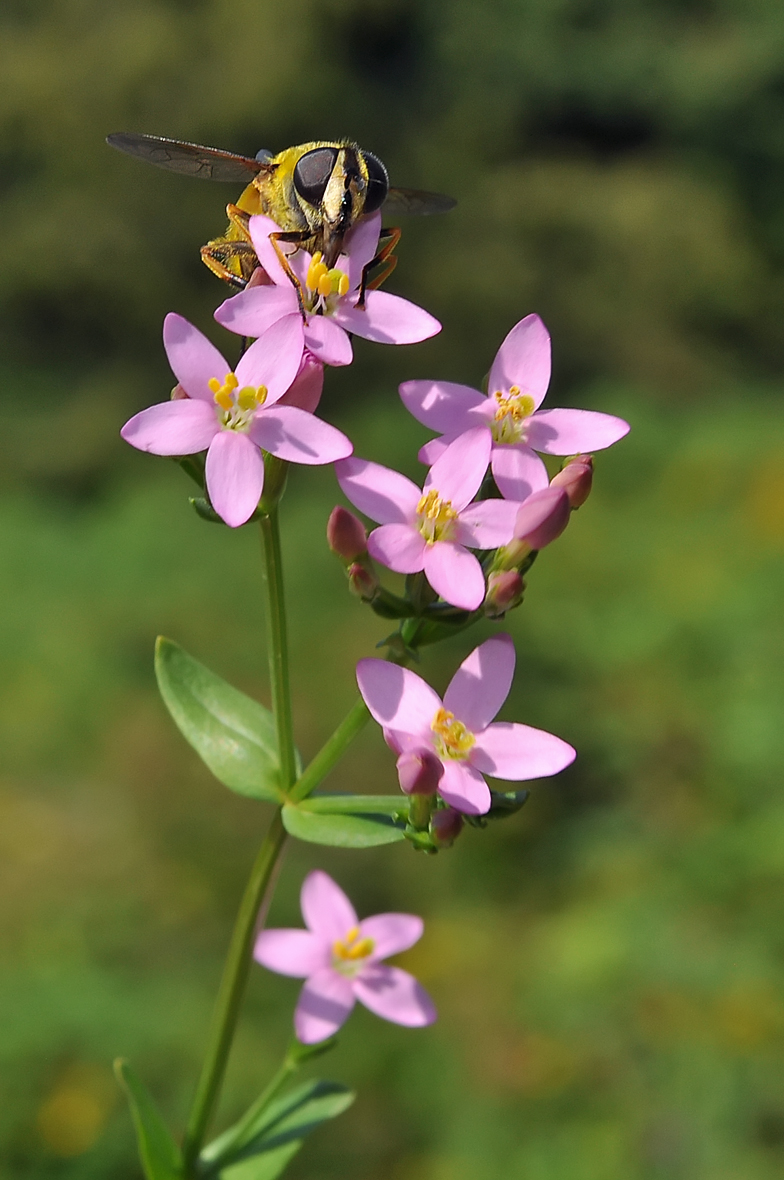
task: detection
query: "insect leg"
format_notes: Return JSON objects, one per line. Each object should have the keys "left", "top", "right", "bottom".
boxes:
{"left": 356, "top": 225, "right": 401, "bottom": 308}
{"left": 270, "top": 230, "right": 311, "bottom": 315}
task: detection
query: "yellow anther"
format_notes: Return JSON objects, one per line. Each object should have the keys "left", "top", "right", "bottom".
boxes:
{"left": 337, "top": 271, "right": 350, "bottom": 297}
{"left": 416, "top": 489, "right": 459, "bottom": 544}
{"left": 208, "top": 377, "right": 221, "bottom": 394}
{"left": 307, "top": 259, "right": 329, "bottom": 291}
{"left": 225, "top": 372, "right": 239, "bottom": 390}
{"left": 333, "top": 926, "right": 375, "bottom": 964}
{"left": 214, "top": 389, "right": 234, "bottom": 411}
{"left": 493, "top": 388, "right": 535, "bottom": 423}
{"left": 431, "top": 707, "right": 476, "bottom": 760}
{"left": 317, "top": 273, "right": 333, "bottom": 298}
{"left": 311, "top": 251, "right": 323, "bottom": 266}
{"left": 237, "top": 388, "right": 258, "bottom": 411}
{"left": 255, "top": 384, "right": 268, "bottom": 405}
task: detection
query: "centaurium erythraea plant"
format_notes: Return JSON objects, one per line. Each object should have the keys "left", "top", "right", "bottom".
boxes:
{"left": 113, "top": 143, "right": 630, "bottom": 1180}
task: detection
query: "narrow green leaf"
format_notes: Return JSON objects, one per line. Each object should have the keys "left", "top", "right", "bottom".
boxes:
{"left": 220, "top": 1143, "right": 299, "bottom": 1180}
{"left": 114, "top": 1059, "right": 181, "bottom": 1180}
{"left": 283, "top": 803, "right": 406, "bottom": 847}
{"left": 302, "top": 794, "right": 409, "bottom": 817}
{"left": 154, "top": 637, "right": 282, "bottom": 801}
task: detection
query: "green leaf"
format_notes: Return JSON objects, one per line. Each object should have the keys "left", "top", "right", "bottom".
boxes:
{"left": 155, "top": 637, "right": 283, "bottom": 802}
{"left": 114, "top": 1059, "right": 181, "bottom": 1180}
{"left": 302, "top": 793, "right": 409, "bottom": 816}
{"left": 206, "top": 1080, "right": 354, "bottom": 1177}
{"left": 283, "top": 802, "right": 406, "bottom": 847}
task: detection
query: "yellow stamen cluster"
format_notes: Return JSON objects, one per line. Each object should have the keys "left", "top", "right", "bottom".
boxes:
{"left": 431, "top": 707, "right": 476, "bottom": 760}
{"left": 492, "top": 386, "right": 536, "bottom": 445}
{"left": 208, "top": 372, "right": 267, "bottom": 423}
{"left": 416, "top": 489, "right": 459, "bottom": 544}
{"left": 306, "top": 251, "right": 350, "bottom": 299}
{"left": 333, "top": 926, "right": 375, "bottom": 969}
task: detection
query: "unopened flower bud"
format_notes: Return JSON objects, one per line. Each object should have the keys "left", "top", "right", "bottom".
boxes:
{"left": 171, "top": 383, "right": 189, "bottom": 400}
{"left": 396, "top": 749, "right": 443, "bottom": 796}
{"left": 328, "top": 506, "right": 368, "bottom": 562}
{"left": 278, "top": 350, "right": 324, "bottom": 413}
{"left": 550, "top": 455, "right": 593, "bottom": 508}
{"left": 430, "top": 807, "right": 464, "bottom": 848}
{"left": 484, "top": 570, "right": 524, "bottom": 618}
{"left": 347, "top": 561, "right": 378, "bottom": 600}
{"left": 515, "top": 486, "right": 570, "bottom": 550}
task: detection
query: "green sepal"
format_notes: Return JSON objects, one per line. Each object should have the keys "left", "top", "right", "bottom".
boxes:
{"left": 190, "top": 497, "right": 264, "bottom": 528}
{"left": 282, "top": 798, "right": 407, "bottom": 846}
{"left": 155, "top": 637, "right": 290, "bottom": 802}
{"left": 464, "top": 788, "right": 530, "bottom": 827}
{"left": 202, "top": 1080, "right": 354, "bottom": 1175}
{"left": 114, "top": 1059, "right": 181, "bottom": 1180}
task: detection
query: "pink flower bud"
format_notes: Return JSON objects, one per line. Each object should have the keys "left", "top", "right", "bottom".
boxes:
{"left": 430, "top": 807, "right": 464, "bottom": 847}
{"left": 348, "top": 561, "right": 378, "bottom": 600}
{"left": 515, "top": 486, "right": 570, "bottom": 550}
{"left": 246, "top": 265, "right": 274, "bottom": 289}
{"left": 328, "top": 506, "right": 368, "bottom": 561}
{"left": 171, "top": 383, "right": 189, "bottom": 400}
{"left": 278, "top": 350, "right": 324, "bottom": 413}
{"left": 396, "top": 749, "right": 444, "bottom": 796}
{"left": 484, "top": 570, "right": 524, "bottom": 618}
{"left": 550, "top": 455, "right": 593, "bottom": 508}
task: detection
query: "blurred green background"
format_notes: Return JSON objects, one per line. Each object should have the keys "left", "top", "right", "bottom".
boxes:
{"left": 1, "top": 1, "right": 783, "bottom": 1177}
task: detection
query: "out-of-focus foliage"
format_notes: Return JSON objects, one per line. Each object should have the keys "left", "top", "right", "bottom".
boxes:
{"left": 1, "top": 2, "right": 784, "bottom": 1179}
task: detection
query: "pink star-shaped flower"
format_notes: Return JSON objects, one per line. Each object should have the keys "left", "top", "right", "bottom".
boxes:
{"left": 121, "top": 314, "right": 352, "bottom": 528}
{"left": 214, "top": 212, "right": 441, "bottom": 366}
{"left": 357, "top": 634, "right": 576, "bottom": 815}
{"left": 336, "top": 427, "right": 519, "bottom": 611}
{"left": 400, "top": 314, "right": 630, "bottom": 502}
{"left": 255, "top": 870, "right": 436, "bottom": 1044}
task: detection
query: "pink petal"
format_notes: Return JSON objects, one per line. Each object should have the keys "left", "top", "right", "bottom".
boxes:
{"left": 121, "top": 400, "right": 218, "bottom": 456}
{"left": 488, "top": 314, "right": 551, "bottom": 408}
{"left": 418, "top": 436, "right": 451, "bottom": 465}
{"left": 335, "top": 457, "right": 421, "bottom": 524}
{"left": 301, "top": 870, "right": 358, "bottom": 939}
{"left": 423, "top": 543, "right": 485, "bottom": 610}
{"left": 295, "top": 969, "right": 355, "bottom": 1044}
{"left": 399, "top": 380, "right": 484, "bottom": 433}
{"left": 205, "top": 431, "right": 265, "bottom": 528}
{"left": 304, "top": 317, "right": 353, "bottom": 366}
{"left": 456, "top": 498, "right": 519, "bottom": 549}
{"left": 163, "top": 313, "right": 228, "bottom": 402}
{"left": 353, "top": 965, "right": 436, "bottom": 1027}
{"left": 356, "top": 659, "right": 442, "bottom": 742}
{"left": 360, "top": 914, "right": 424, "bottom": 962}
{"left": 444, "top": 633, "right": 515, "bottom": 732}
{"left": 424, "top": 427, "right": 491, "bottom": 511}
{"left": 248, "top": 215, "right": 289, "bottom": 286}
{"left": 278, "top": 351, "right": 323, "bottom": 413}
{"left": 214, "top": 284, "right": 299, "bottom": 338}
{"left": 254, "top": 929, "right": 330, "bottom": 977}
{"left": 491, "top": 444, "right": 550, "bottom": 502}
{"left": 471, "top": 722, "right": 576, "bottom": 780}
{"left": 333, "top": 291, "right": 441, "bottom": 344}
{"left": 526, "top": 408, "right": 631, "bottom": 455}
{"left": 367, "top": 524, "right": 426, "bottom": 573}
{"left": 235, "top": 315, "right": 304, "bottom": 404}
{"left": 250, "top": 406, "right": 352, "bottom": 465}
{"left": 437, "top": 760, "right": 491, "bottom": 815}
{"left": 339, "top": 210, "right": 382, "bottom": 291}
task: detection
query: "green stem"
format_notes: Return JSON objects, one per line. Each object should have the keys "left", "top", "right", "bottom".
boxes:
{"left": 258, "top": 507, "right": 298, "bottom": 792}
{"left": 182, "top": 501, "right": 298, "bottom": 1172}
{"left": 289, "top": 698, "right": 370, "bottom": 803}
{"left": 181, "top": 809, "right": 287, "bottom": 1172}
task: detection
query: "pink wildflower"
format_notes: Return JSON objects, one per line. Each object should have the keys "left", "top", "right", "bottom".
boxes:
{"left": 121, "top": 314, "right": 352, "bottom": 528}
{"left": 357, "top": 634, "right": 575, "bottom": 815}
{"left": 255, "top": 870, "right": 436, "bottom": 1044}
{"left": 400, "top": 314, "right": 629, "bottom": 502}
{"left": 335, "top": 427, "right": 518, "bottom": 611}
{"left": 214, "top": 212, "right": 441, "bottom": 365}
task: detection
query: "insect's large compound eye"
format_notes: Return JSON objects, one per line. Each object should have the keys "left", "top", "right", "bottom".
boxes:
{"left": 293, "top": 147, "right": 339, "bottom": 205}
{"left": 362, "top": 152, "right": 389, "bottom": 213}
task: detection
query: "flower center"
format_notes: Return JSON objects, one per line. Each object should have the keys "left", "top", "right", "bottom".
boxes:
{"left": 417, "top": 488, "right": 459, "bottom": 544}
{"left": 305, "top": 251, "right": 350, "bottom": 314}
{"left": 332, "top": 926, "right": 375, "bottom": 976}
{"left": 491, "top": 386, "right": 536, "bottom": 445}
{"left": 431, "top": 707, "right": 475, "bottom": 760}
{"left": 209, "top": 372, "right": 267, "bottom": 431}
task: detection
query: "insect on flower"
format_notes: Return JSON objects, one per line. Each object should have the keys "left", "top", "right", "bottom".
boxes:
{"left": 105, "top": 133, "right": 456, "bottom": 299}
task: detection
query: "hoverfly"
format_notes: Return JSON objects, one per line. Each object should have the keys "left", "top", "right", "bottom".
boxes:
{"left": 106, "top": 133, "right": 456, "bottom": 298}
